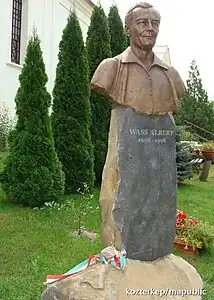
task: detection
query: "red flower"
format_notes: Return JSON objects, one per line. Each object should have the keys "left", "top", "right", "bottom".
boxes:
{"left": 179, "top": 212, "right": 186, "bottom": 220}
{"left": 176, "top": 210, "right": 188, "bottom": 229}
{"left": 176, "top": 210, "right": 187, "bottom": 225}
{"left": 189, "top": 218, "right": 199, "bottom": 225}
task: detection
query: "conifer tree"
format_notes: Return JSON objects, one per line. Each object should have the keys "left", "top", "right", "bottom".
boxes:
{"left": 0, "top": 31, "right": 64, "bottom": 207}
{"left": 51, "top": 11, "right": 95, "bottom": 193}
{"left": 108, "top": 4, "right": 127, "bottom": 56}
{"left": 86, "top": 5, "right": 112, "bottom": 184}
{"left": 175, "top": 60, "right": 214, "bottom": 140}
{"left": 176, "top": 126, "right": 193, "bottom": 183}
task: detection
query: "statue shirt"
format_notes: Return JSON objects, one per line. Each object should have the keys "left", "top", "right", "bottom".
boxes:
{"left": 91, "top": 47, "right": 186, "bottom": 115}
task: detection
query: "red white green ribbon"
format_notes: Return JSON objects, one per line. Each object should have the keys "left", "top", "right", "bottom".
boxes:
{"left": 45, "top": 250, "right": 126, "bottom": 285}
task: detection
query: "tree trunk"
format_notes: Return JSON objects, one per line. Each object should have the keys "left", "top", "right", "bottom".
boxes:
{"left": 199, "top": 160, "right": 212, "bottom": 182}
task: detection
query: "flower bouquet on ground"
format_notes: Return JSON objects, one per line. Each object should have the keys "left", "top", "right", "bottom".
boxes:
{"left": 174, "top": 210, "right": 214, "bottom": 256}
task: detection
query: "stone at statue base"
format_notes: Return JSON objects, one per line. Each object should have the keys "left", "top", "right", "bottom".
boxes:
{"left": 41, "top": 254, "right": 203, "bottom": 300}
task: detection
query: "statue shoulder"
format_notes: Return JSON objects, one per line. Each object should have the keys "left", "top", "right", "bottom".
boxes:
{"left": 167, "top": 66, "right": 181, "bottom": 77}
{"left": 91, "top": 57, "right": 120, "bottom": 95}
{"left": 94, "top": 57, "right": 119, "bottom": 73}
{"left": 167, "top": 66, "right": 186, "bottom": 99}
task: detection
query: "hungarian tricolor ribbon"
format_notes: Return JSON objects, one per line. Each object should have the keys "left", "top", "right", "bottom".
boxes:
{"left": 45, "top": 250, "right": 126, "bottom": 285}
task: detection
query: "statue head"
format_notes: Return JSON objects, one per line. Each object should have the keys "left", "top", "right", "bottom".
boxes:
{"left": 125, "top": 2, "right": 161, "bottom": 50}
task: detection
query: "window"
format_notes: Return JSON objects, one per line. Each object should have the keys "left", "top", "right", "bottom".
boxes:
{"left": 11, "top": 0, "right": 22, "bottom": 65}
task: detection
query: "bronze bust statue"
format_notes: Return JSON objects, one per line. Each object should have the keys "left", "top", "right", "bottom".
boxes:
{"left": 90, "top": 2, "right": 186, "bottom": 260}
{"left": 91, "top": 2, "right": 186, "bottom": 115}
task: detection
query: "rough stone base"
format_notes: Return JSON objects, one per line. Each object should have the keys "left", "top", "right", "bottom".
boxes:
{"left": 41, "top": 254, "right": 203, "bottom": 300}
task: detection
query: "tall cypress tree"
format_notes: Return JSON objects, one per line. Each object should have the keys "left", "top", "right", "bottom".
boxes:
{"left": 175, "top": 60, "right": 214, "bottom": 140}
{"left": 86, "top": 5, "right": 112, "bottom": 184}
{"left": 0, "top": 31, "right": 65, "bottom": 207}
{"left": 108, "top": 4, "right": 127, "bottom": 56}
{"left": 51, "top": 11, "right": 95, "bottom": 193}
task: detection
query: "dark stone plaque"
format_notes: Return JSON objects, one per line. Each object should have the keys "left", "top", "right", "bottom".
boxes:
{"left": 112, "top": 107, "right": 177, "bottom": 261}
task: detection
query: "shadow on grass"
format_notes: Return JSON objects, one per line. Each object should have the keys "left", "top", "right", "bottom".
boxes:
{"left": 178, "top": 182, "right": 204, "bottom": 192}
{"left": 178, "top": 182, "right": 196, "bottom": 188}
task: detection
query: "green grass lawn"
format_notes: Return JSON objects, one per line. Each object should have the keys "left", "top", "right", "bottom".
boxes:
{"left": 176, "top": 168, "right": 214, "bottom": 299}
{"left": 0, "top": 154, "right": 214, "bottom": 299}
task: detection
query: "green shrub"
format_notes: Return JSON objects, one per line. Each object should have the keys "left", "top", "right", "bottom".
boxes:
{"left": 0, "top": 103, "right": 12, "bottom": 151}
{"left": 108, "top": 4, "right": 127, "bottom": 56}
{"left": 86, "top": 5, "right": 112, "bottom": 184}
{"left": 0, "top": 30, "right": 65, "bottom": 207}
{"left": 51, "top": 11, "right": 95, "bottom": 193}
{"left": 176, "top": 126, "right": 193, "bottom": 182}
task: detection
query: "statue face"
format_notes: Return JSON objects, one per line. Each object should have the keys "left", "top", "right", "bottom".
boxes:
{"left": 128, "top": 7, "right": 160, "bottom": 50}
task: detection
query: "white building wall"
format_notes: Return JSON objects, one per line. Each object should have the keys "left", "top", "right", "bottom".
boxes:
{"left": 0, "top": 0, "right": 21, "bottom": 113}
{"left": 0, "top": 0, "right": 171, "bottom": 115}
{"left": 0, "top": 0, "right": 94, "bottom": 114}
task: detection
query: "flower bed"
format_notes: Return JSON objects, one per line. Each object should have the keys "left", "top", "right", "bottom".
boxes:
{"left": 174, "top": 210, "right": 214, "bottom": 256}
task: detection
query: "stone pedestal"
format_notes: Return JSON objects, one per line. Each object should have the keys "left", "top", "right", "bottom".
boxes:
{"left": 41, "top": 254, "right": 203, "bottom": 300}
{"left": 100, "top": 108, "right": 177, "bottom": 260}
